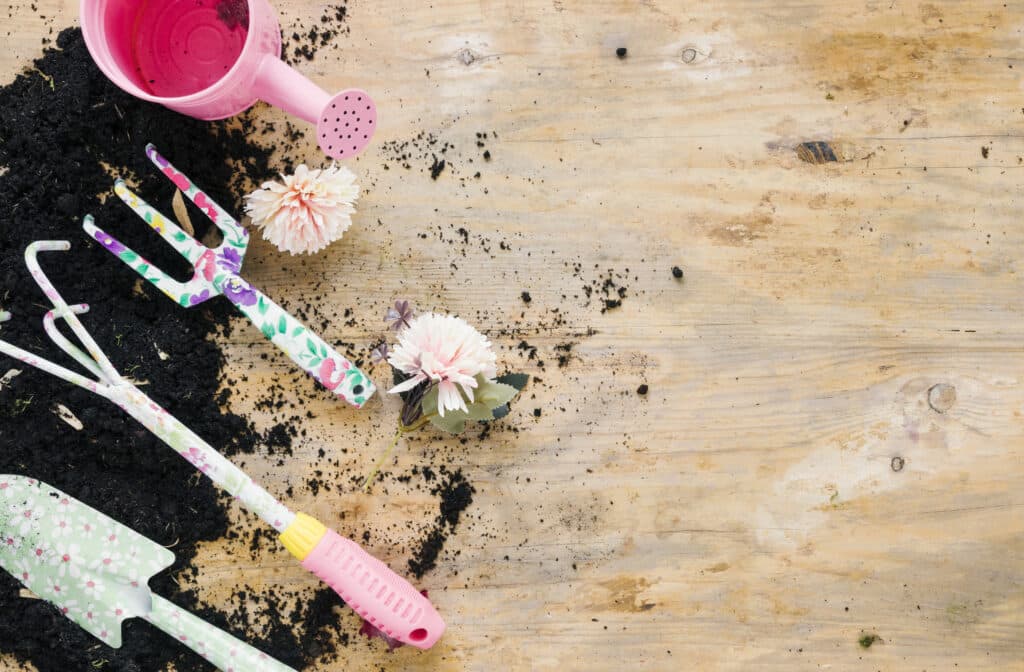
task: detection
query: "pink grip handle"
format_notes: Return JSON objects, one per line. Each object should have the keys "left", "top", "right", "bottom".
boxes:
{"left": 302, "top": 529, "right": 445, "bottom": 649}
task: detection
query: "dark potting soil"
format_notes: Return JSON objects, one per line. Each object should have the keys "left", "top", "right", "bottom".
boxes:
{"left": 408, "top": 469, "right": 475, "bottom": 579}
{"left": 0, "top": 27, "right": 353, "bottom": 672}
{"left": 282, "top": 3, "right": 351, "bottom": 64}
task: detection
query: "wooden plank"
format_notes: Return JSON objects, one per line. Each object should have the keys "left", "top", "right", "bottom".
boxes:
{"left": 0, "top": 0, "right": 1021, "bottom": 670}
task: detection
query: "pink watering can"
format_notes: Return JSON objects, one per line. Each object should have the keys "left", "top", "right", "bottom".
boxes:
{"left": 80, "top": 0, "right": 377, "bottom": 159}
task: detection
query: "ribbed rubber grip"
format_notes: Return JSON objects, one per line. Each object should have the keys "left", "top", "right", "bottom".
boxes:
{"left": 301, "top": 528, "right": 445, "bottom": 649}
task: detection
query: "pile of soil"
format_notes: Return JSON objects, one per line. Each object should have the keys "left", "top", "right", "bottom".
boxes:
{"left": 0, "top": 28, "right": 346, "bottom": 672}
{"left": 408, "top": 468, "right": 475, "bottom": 579}
{"left": 0, "top": 18, "right": 486, "bottom": 670}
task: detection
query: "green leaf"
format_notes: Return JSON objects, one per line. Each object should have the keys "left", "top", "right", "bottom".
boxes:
{"left": 429, "top": 413, "right": 467, "bottom": 435}
{"left": 136, "top": 263, "right": 149, "bottom": 275}
{"left": 257, "top": 297, "right": 269, "bottom": 315}
{"left": 278, "top": 315, "right": 287, "bottom": 334}
{"left": 291, "top": 326, "right": 305, "bottom": 337}
{"left": 306, "top": 339, "right": 318, "bottom": 356}
{"left": 173, "top": 231, "right": 188, "bottom": 243}
{"left": 261, "top": 323, "right": 276, "bottom": 340}
{"left": 496, "top": 372, "right": 529, "bottom": 391}
{"left": 423, "top": 386, "right": 495, "bottom": 434}
{"left": 179, "top": 295, "right": 191, "bottom": 308}
{"left": 475, "top": 376, "right": 519, "bottom": 409}
{"left": 319, "top": 343, "right": 328, "bottom": 358}
{"left": 422, "top": 386, "right": 439, "bottom": 415}
{"left": 463, "top": 403, "right": 497, "bottom": 420}
{"left": 120, "top": 251, "right": 138, "bottom": 263}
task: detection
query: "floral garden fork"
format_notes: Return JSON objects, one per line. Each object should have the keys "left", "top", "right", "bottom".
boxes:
{"left": 83, "top": 144, "right": 374, "bottom": 408}
{"left": 0, "top": 241, "right": 445, "bottom": 649}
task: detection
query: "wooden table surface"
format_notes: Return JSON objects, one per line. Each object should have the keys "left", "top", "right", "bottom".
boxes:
{"left": 2, "top": 1, "right": 1022, "bottom": 670}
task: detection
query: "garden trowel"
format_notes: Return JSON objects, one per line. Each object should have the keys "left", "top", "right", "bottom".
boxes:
{"left": 0, "top": 475, "right": 296, "bottom": 672}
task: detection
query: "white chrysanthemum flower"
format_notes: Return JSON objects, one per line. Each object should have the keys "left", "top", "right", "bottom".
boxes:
{"left": 388, "top": 314, "right": 498, "bottom": 417}
{"left": 244, "top": 164, "right": 359, "bottom": 255}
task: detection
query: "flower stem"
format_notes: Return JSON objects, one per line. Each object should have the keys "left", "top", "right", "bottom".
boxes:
{"left": 399, "top": 414, "right": 434, "bottom": 434}
{"left": 360, "top": 414, "right": 438, "bottom": 493}
{"left": 362, "top": 429, "right": 402, "bottom": 493}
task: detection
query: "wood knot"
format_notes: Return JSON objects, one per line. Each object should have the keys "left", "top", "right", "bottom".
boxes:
{"left": 927, "top": 383, "right": 956, "bottom": 413}
{"left": 456, "top": 48, "right": 478, "bottom": 66}
{"left": 679, "top": 45, "right": 706, "bottom": 64}
{"left": 796, "top": 141, "right": 840, "bottom": 164}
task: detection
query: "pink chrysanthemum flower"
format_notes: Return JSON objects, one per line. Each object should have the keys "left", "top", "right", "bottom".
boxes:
{"left": 244, "top": 164, "right": 359, "bottom": 255}
{"left": 388, "top": 314, "right": 498, "bottom": 416}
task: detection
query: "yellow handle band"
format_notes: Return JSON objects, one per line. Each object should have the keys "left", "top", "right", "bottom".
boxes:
{"left": 279, "top": 513, "right": 327, "bottom": 561}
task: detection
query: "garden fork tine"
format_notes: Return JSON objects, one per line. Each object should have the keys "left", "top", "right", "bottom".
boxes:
{"left": 41, "top": 303, "right": 108, "bottom": 383}
{"left": 0, "top": 242, "right": 121, "bottom": 395}
{"left": 25, "top": 241, "right": 122, "bottom": 384}
{"left": 81, "top": 215, "right": 213, "bottom": 306}
{"left": 112, "top": 179, "right": 207, "bottom": 264}
{"left": 0, "top": 308, "right": 103, "bottom": 394}
{"left": 143, "top": 143, "right": 248, "bottom": 242}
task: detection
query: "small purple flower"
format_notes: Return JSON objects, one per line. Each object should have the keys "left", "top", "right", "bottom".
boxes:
{"left": 92, "top": 230, "right": 125, "bottom": 255}
{"left": 223, "top": 278, "right": 258, "bottom": 306}
{"left": 385, "top": 300, "right": 414, "bottom": 332}
{"left": 217, "top": 246, "right": 242, "bottom": 274}
{"left": 188, "top": 289, "right": 211, "bottom": 306}
{"left": 370, "top": 342, "right": 390, "bottom": 364}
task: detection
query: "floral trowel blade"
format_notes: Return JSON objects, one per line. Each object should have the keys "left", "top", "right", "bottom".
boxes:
{"left": 0, "top": 242, "right": 445, "bottom": 650}
{"left": 0, "top": 475, "right": 296, "bottom": 672}
{"left": 82, "top": 144, "right": 374, "bottom": 408}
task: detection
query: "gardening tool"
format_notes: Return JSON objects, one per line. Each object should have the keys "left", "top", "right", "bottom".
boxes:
{"left": 0, "top": 475, "right": 297, "bottom": 671}
{"left": 84, "top": 144, "right": 375, "bottom": 409}
{"left": 79, "top": 0, "right": 377, "bottom": 159}
{"left": 0, "top": 242, "right": 445, "bottom": 649}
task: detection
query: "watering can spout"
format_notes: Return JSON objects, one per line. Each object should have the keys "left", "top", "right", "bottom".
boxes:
{"left": 251, "top": 55, "right": 377, "bottom": 160}
{"left": 252, "top": 55, "right": 330, "bottom": 125}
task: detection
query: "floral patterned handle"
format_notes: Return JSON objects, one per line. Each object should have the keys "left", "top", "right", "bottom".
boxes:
{"left": 147, "top": 595, "right": 297, "bottom": 672}
{"left": 113, "top": 385, "right": 296, "bottom": 533}
{"left": 221, "top": 278, "right": 374, "bottom": 407}
{"left": 83, "top": 143, "right": 377, "bottom": 409}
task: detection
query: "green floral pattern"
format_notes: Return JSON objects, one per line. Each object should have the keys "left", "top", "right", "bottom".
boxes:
{"left": 0, "top": 476, "right": 295, "bottom": 671}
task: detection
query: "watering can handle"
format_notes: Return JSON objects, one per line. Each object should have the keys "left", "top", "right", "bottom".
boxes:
{"left": 251, "top": 55, "right": 330, "bottom": 126}
{"left": 146, "top": 594, "right": 298, "bottom": 672}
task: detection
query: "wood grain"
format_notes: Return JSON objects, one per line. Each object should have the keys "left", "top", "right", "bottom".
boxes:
{"left": 1, "top": 0, "right": 1022, "bottom": 670}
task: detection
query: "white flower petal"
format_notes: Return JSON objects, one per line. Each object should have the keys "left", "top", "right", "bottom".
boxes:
{"left": 244, "top": 164, "right": 359, "bottom": 255}
{"left": 385, "top": 313, "right": 498, "bottom": 421}
{"left": 388, "top": 374, "right": 426, "bottom": 395}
